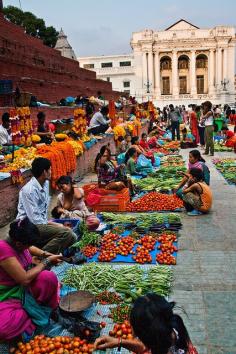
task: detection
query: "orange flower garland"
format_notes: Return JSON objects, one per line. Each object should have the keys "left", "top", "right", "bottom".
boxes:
{"left": 37, "top": 141, "right": 76, "bottom": 188}
{"left": 73, "top": 108, "right": 87, "bottom": 137}
{"left": 9, "top": 107, "right": 33, "bottom": 146}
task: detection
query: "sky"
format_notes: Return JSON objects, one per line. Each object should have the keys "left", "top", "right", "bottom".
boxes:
{"left": 3, "top": 0, "right": 236, "bottom": 58}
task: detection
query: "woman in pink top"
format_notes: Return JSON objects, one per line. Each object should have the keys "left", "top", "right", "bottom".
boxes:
{"left": 0, "top": 218, "right": 62, "bottom": 343}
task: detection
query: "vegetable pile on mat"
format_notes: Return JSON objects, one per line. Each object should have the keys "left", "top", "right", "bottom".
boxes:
{"left": 213, "top": 158, "right": 236, "bottom": 185}
{"left": 63, "top": 264, "right": 173, "bottom": 299}
{"left": 126, "top": 192, "right": 183, "bottom": 212}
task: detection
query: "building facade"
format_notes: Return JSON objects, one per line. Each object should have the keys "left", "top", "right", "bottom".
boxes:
{"left": 79, "top": 20, "right": 236, "bottom": 107}
{"left": 78, "top": 54, "right": 135, "bottom": 96}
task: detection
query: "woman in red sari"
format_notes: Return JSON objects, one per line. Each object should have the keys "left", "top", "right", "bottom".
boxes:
{"left": 95, "top": 293, "right": 198, "bottom": 354}
{"left": 190, "top": 106, "right": 199, "bottom": 144}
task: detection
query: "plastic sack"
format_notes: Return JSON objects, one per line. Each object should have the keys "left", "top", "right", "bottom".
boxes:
{"left": 136, "top": 154, "right": 153, "bottom": 172}
{"left": 86, "top": 189, "right": 102, "bottom": 206}
{"left": 117, "top": 153, "right": 125, "bottom": 165}
{"left": 154, "top": 155, "right": 161, "bottom": 167}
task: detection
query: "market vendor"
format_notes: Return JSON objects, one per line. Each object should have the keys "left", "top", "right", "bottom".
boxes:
{"left": 175, "top": 150, "right": 210, "bottom": 196}
{"left": 117, "top": 134, "right": 132, "bottom": 154}
{"left": 125, "top": 147, "right": 141, "bottom": 176}
{"left": 88, "top": 106, "right": 111, "bottom": 135}
{"left": 224, "top": 128, "right": 236, "bottom": 150}
{"left": 94, "top": 293, "right": 198, "bottom": 354}
{"left": 17, "top": 157, "right": 77, "bottom": 254}
{"left": 131, "top": 136, "right": 155, "bottom": 164}
{"left": 35, "top": 111, "right": 54, "bottom": 144}
{"left": 181, "top": 168, "right": 212, "bottom": 216}
{"left": 53, "top": 175, "right": 100, "bottom": 231}
{"left": 0, "top": 112, "right": 12, "bottom": 146}
{"left": 0, "top": 217, "right": 61, "bottom": 344}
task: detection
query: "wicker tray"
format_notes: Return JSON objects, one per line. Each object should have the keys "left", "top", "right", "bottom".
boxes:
{"left": 59, "top": 290, "right": 95, "bottom": 314}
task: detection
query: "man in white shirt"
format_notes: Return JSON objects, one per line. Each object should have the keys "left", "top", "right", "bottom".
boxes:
{"left": 88, "top": 106, "right": 110, "bottom": 135}
{"left": 17, "top": 157, "right": 77, "bottom": 254}
{"left": 0, "top": 112, "right": 12, "bottom": 146}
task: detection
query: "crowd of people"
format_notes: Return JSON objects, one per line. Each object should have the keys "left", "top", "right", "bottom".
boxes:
{"left": 0, "top": 97, "right": 235, "bottom": 352}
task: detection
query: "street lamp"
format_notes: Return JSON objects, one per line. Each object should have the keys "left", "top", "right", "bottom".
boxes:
{"left": 144, "top": 81, "right": 152, "bottom": 94}
{"left": 221, "top": 79, "right": 229, "bottom": 91}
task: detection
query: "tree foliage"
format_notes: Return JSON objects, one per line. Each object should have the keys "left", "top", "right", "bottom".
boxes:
{"left": 3, "top": 6, "right": 59, "bottom": 48}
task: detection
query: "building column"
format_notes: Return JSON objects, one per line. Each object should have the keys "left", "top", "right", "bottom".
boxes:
{"left": 142, "top": 52, "right": 148, "bottom": 91}
{"left": 147, "top": 51, "right": 154, "bottom": 91}
{"left": 154, "top": 51, "right": 161, "bottom": 96}
{"left": 172, "top": 50, "right": 179, "bottom": 96}
{"left": 216, "top": 47, "right": 222, "bottom": 91}
{"left": 208, "top": 49, "right": 215, "bottom": 93}
{"left": 223, "top": 47, "right": 228, "bottom": 84}
{"left": 190, "top": 50, "right": 197, "bottom": 95}
{"left": 227, "top": 44, "right": 235, "bottom": 93}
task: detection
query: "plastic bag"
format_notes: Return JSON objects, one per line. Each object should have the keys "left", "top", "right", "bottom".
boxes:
{"left": 56, "top": 311, "right": 101, "bottom": 342}
{"left": 154, "top": 155, "right": 161, "bottom": 167}
{"left": 117, "top": 153, "right": 125, "bottom": 165}
{"left": 86, "top": 189, "right": 102, "bottom": 206}
{"left": 136, "top": 154, "right": 153, "bottom": 170}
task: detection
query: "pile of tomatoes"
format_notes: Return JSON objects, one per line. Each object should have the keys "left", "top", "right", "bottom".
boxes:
{"left": 138, "top": 235, "right": 156, "bottom": 250}
{"left": 82, "top": 245, "right": 98, "bottom": 258}
{"left": 157, "top": 232, "right": 177, "bottom": 243}
{"left": 98, "top": 242, "right": 117, "bottom": 262}
{"left": 98, "top": 232, "right": 120, "bottom": 262}
{"left": 101, "top": 232, "right": 120, "bottom": 243}
{"left": 156, "top": 232, "right": 178, "bottom": 265}
{"left": 14, "top": 335, "right": 94, "bottom": 354}
{"left": 133, "top": 246, "right": 152, "bottom": 264}
{"left": 158, "top": 243, "right": 178, "bottom": 253}
{"left": 156, "top": 252, "right": 176, "bottom": 265}
{"left": 117, "top": 236, "right": 136, "bottom": 256}
{"left": 126, "top": 192, "right": 183, "bottom": 212}
{"left": 109, "top": 321, "right": 133, "bottom": 340}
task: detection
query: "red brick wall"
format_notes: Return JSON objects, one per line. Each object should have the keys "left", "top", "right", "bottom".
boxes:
{"left": 0, "top": 15, "right": 120, "bottom": 104}
{"left": 0, "top": 106, "right": 75, "bottom": 122}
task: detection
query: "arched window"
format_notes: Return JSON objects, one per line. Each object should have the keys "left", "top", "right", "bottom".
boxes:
{"left": 196, "top": 54, "right": 208, "bottom": 69}
{"left": 178, "top": 55, "right": 189, "bottom": 69}
{"left": 160, "top": 56, "right": 172, "bottom": 70}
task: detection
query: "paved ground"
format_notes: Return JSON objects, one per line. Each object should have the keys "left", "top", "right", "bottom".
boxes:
{"left": 171, "top": 149, "right": 236, "bottom": 354}
{"left": 0, "top": 149, "right": 235, "bottom": 354}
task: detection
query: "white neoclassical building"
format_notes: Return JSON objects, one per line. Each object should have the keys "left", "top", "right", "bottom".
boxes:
{"left": 79, "top": 19, "right": 236, "bottom": 107}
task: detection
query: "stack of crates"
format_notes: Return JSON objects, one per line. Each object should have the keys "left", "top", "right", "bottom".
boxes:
{"left": 92, "top": 188, "right": 130, "bottom": 212}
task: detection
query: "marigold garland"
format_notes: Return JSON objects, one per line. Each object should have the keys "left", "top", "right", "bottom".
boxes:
{"left": 37, "top": 141, "right": 77, "bottom": 188}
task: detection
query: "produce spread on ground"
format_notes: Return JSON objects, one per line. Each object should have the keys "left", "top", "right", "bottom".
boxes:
{"left": 213, "top": 158, "right": 236, "bottom": 185}
{"left": 3, "top": 104, "right": 235, "bottom": 354}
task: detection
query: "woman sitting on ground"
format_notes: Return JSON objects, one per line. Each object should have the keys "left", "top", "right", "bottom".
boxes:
{"left": 181, "top": 168, "right": 212, "bottom": 216}
{"left": 94, "top": 293, "right": 198, "bottom": 354}
{"left": 175, "top": 150, "right": 210, "bottom": 197}
{"left": 0, "top": 218, "right": 61, "bottom": 344}
{"left": 53, "top": 176, "right": 100, "bottom": 231}
{"left": 125, "top": 148, "right": 140, "bottom": 176}
{"left": 95, "top": 146, "right": 127, "bottom": 190}
{"left": 131, "top": 136, "right": 155, "bottom": 164}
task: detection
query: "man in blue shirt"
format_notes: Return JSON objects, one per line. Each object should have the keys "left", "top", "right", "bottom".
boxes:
{"left": 17, "top": 157, "right": 77, "bottom": 254}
